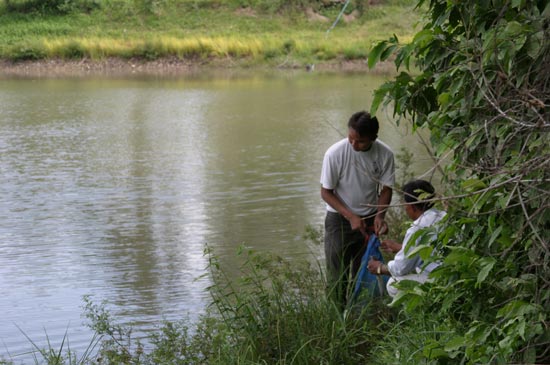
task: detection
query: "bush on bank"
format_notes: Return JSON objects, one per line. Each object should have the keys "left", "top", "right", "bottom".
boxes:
{"left": 369, "top": 0, "right": 550, "bottom": 363}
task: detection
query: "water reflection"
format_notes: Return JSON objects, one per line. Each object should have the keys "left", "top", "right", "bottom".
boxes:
{"left": 0, "top": 71, "right": 434, "bottom": 361}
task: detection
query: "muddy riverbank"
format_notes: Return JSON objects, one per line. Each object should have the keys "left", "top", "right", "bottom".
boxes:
{"left": 0, "top": 57, "right": 394, "bottom": 78}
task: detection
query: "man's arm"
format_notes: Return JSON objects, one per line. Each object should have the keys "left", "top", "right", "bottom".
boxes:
{"left": 321, "top": 187, "right": 367, "bottom": 235}
{"left": 374, "top": 185, "right": 392, "bottom": 235}
{"left": 380, "top": 239, "right": 402, "bottom": 254}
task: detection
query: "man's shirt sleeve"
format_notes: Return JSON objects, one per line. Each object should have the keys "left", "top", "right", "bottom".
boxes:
{"left": 320, "top": 150, "right": 339, "bottom": 190}
{"left": 380, "top": 151, "right": 396, "bottom": 187}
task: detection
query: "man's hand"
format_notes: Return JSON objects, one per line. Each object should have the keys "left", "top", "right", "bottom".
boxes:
{"left": 367, "top": 257, "right": 387, "bottom": 275}
{"left": 374, "top": 215, "right": 388, "bottom": 236}
{"left": 380, "top": 239, "right": 402, "bottom": 254}
{"left": 367, "top": 257, "right": 380, "bottom": 274}
{"left": 321, "top": 187, "right": 368, "bottom": 236}
{"left": 349, "top": 215, "right": 367, "bottom": 236}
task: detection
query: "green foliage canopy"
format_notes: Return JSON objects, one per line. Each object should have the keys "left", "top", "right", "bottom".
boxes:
{"left": 369, "top": 0, "right": 549, "bottom": 363}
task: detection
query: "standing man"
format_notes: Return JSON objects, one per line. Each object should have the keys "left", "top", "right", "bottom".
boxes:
{"left": 320, "top": 110, "right": 395, "bottom": 306}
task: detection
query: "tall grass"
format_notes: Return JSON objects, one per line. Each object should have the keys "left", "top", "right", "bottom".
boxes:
{"left": 1, "top": 325, "right": 100, "bottom": 365}
{"left": 202, "top": 245, "right": 390, "bottom": 364}
{"left": 5, "top": 35, "right": 389, "bottom": 64}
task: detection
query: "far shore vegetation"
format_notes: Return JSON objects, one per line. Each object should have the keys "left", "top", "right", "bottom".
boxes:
{"left": 0, "top": 0, "right": 421, "bottom": 70}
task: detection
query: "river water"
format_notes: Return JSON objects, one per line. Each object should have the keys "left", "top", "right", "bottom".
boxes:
{"left": 0, "top": 70, "right": 434, "bottom": 361}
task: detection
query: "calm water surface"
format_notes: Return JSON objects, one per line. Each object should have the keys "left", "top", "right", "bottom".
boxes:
{"left": 0, "top": 70, "right": 433, "bottom": 361}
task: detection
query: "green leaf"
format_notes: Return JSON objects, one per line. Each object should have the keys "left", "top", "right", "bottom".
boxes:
{"left": 476, "top": 257, "right": 496, "bottom": 287}
{"left": 488, "top": 226, "right": 503, "bottom": 248}
{"left": 517, "top": 318, "right": 526, "bottom": 339}
{"left": 412, "top": 29, "right": 435, "bottom": 48}
{"left": 395, "top": 43, "right": 413, "bottom": 70}
{"left": 444, "top": 336, "right": 465, "bottom": 352}
{"left": 497, "top": 300, "right": 537, "bottom": 319}
{"left": 370, "top": 82, "right": 393, "bottom": 115}
{"left": 367, "top": 40, "right": 388, "bottom": 69}
{"left": 389, "top": 282, "right": 424, "bottom": 309}
{"left": 444, "top": 247, "right": 479, "bottom": 266}
{"left": 422, "top": 339, "right": 449, "bottom": 359}
{"left": 407, "top": 244, "right": 433, "bottom": 259}
{"left": 437, "top": 92, "right": 450, "bottom": 106}
{"left": 504, "top": 22, "right": 527, "bottom": 53}
{"left": 503, "top": 21, "right": 524, "bottom": 39}
{"left": 435, "top": 140, "right": 449, "bottom": 156}
{"left": 465, "top": 322, "right": 493, "bottom": 343}
{"left": 525, "top": 30, "right": 543, "bottom": 59}
{"left": 380, "top": 44, "right": 397, "bottom": 61}
{"left": 461, "top": 178, "right": 487, "bottom": 191}
{"left": 511, "top": 0, "right": 523, "bottom": 8}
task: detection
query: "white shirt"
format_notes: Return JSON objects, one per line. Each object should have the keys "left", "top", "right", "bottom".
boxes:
{"left": 320, "top": 138, "right": 395, "bottom": 216}
{"left": 387, "top": 208, "right": 447, "bottom": 277}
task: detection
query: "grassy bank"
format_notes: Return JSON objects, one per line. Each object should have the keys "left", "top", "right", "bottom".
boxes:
{"left": 0, "top": 0, "right": 420, "bottom": 69}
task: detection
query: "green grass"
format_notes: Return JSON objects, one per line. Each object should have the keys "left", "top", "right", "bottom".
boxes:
{"left": 0, "top": 0, "right": 421, "bottom": 66}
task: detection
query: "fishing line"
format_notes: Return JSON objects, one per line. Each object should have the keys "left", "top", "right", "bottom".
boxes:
{"left": 325, "top": 0, "right": 352, "bottom": 38}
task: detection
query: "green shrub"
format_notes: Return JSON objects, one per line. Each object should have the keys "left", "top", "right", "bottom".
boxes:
{"left": 262, "top": 47, "right": 280, "bottom": 60}
{"left": 59, "top": 0, "right": 101, "bottom": 13}
{"left": 10, "top": 43, "right": 47, "bottom": 60}
{"left": 134, "top": 40, "right": 162, "bottom": 60}
{"left": 282, "top": 38, "right": 296, "bottom": 54}
{"left": 313, "top": 45, "right": 337, "bottom": 60}
{"left": 342, "top": 46, "right": 367, "bottom": 60}
{"left": 369, "top": 0, "right": 550, "bottom": 363}
{"left": 3, "top": 0, "right": 101, "bottom": 14}
{"left": 60, "top": 40, "right": 86, "bottom": 58}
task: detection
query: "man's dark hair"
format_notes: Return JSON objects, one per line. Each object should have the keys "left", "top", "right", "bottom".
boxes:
{"left": 402, "top": 179, "right": 436, "bottom": 211}
{"left": 348, "top": 111, "right": 379, "bottom": 140}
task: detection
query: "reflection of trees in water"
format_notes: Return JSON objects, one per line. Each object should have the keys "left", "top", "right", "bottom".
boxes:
{"left": 102, "top": 91, "right": 159, "bottom": 314}
{"left": 98, "top": 88, "right": 211, "bottom": 320}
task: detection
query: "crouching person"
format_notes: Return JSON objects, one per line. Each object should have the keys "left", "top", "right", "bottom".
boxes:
{"left": 367, "top": 179, "right": 446, "bottom": 297}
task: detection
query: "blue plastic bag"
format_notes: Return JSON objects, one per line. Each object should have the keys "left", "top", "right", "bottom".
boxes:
{"left": 352, "top": 234, "right": 388, "bottom": 300}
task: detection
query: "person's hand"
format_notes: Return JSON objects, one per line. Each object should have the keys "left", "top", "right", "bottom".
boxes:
{"left": 380, "top": 239, "right": 402, "bottom": 254}
{"left": 349, "top": 214, "right": 367, "bottom": 236}
{"left": 374, "top": 216, "right": 388, "bottom": 236}
{"left": 367, "top": 257, "right": 383, "bottom": 275}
